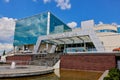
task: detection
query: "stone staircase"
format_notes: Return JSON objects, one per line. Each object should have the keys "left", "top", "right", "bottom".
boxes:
{"left": 32, "top": 53, "right": 61, "bottom": 67}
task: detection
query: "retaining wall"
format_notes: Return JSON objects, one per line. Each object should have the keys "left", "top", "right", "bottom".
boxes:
{"left": 6, "top": 55, "right": 33, "bottom": 65}
{"left": 60, "top": 53, "right": 116, "bottom": 71}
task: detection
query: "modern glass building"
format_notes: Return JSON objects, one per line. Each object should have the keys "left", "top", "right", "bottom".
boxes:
{"left": 34, "top": 20, "right": 120, "bottom": 54}
{"left": 13, "top": 12, "right": 71, "bottom": 52}
{"left": 13, "top": 12, "right": 120, "bottom": 54}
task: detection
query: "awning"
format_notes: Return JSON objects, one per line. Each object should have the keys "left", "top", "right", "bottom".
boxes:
{"left": 113, "top": 48, "right": 120, "bottom": 51}
{"left": 43, "top": 35, "right": 91, "bottom": 45}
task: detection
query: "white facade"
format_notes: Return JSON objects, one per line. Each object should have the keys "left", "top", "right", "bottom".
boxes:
{"left": 73, "top": 20, "right": 120, "bottom": 52}
{"left": 15, "top": 20, "right": 120, "bottom": 54}
{"left": 34, "top": 20, "right": 104, "bottom": 53}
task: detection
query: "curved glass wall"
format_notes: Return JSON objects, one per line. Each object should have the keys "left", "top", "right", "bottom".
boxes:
{"left": 96, "top": 29, "right": 117, "bottom": 33}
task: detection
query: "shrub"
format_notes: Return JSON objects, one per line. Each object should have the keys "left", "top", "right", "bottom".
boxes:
{"left": 103, "top": 68, "right": 120, "bottom": 80}
{"left": 104, "top": 77, "right": 112, "bottom": 80}
{"left": 109, "top": 68, "right": 120, "bottom": 78}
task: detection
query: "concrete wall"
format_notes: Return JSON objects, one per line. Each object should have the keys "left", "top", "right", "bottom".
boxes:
{"left": 60, "top": 53, "right": 116, "bottom": 71}
{"left": 28, "top": 44, "right": 34, "bottom": 51}
{"left": 6, "top": 55, "right": 33, "bottom": 65}
{"left": 39, "top": 43, "right": 52, "bottom": 53}
{"left": 73, "top": 21, "right": 119, "bottom": 52}
{"left": 94, "top": 24, "right": 117, "bottom": 31}
{"left": 97, "top": 33, "right": 120, "bottom": 51}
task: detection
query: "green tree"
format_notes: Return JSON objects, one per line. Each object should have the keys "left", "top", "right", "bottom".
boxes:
{"left": 2, "top": 50, "right": 5, "bottom": 56}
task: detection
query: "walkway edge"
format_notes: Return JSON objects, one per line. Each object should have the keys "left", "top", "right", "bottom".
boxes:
{"left": 98, "top": 70, "right": 109, "bottom": 80}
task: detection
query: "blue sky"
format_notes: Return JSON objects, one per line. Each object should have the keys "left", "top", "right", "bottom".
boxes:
{"left": 0, "top": 0, "right": 120, "bottom": 54}
{"left": 0, "top": 0, "right": 120, "bottom": 24}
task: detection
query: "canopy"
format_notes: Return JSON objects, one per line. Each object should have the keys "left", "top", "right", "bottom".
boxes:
{"left": 113, "top": 48, "right": 120, "bottom": 51}
{"left": 43, "top": 35, "right": 91, "bottom": 45}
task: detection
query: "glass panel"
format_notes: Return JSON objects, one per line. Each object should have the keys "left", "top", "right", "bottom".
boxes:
{"left": 14, "top": 12, "right": 71, "bottom": 46}
{"left": 49, "top": 13, "right": 71, "bottom": 34}
{"left": 118, "top": 27, "right": 120, "bottom": 33}
{"left": 54, "top": 25, "right": 64, "bottom": 33}
{"left": 14, "top": 12, "right": 48, "bottom": 46}
{"left": 65, "top": 47, "right": 86, "bottom": 53}
{"left": 96, "top": 29, "right": 117, "bottom": 33}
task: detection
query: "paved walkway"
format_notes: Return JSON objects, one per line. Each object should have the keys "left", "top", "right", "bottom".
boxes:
{"left": 0, "top": 65, "right": 54, "bottom": 78}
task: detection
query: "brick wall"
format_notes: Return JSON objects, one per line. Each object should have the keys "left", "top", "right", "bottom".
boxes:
{"left": 60, "top": 53, "right": 116, "bottom": 71}
{"left": 6, "top": 55, "right": 33, "bottom": 65}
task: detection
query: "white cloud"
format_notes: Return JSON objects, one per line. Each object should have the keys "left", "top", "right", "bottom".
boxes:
{"left": 0, "top": 43, "right": 13, "bottom": 51}
{"left": 55, "top": 0, "right": 71, "bottom": 10}
{"left": 67, "top": 21, "right": 77, "bottom": 29}
{"left": 111, "top": 22, "right": 117, "bottom": 26}
{"left": 0, "top": 17, "right": 15, "bottom": 41}
{"left": 43, "top": 0, "right": 51, "bottom": 4}
{"left": 99, "top": 21, "right": 103, "bottom": 25}
{"left": 32, "top": 0, "right": 37, "bottom": 2}
{"left": 118, "top": 25, "right": 120, "bottom": 28}
{"left": 0, "top": 43, "right": 13, "bottom": 55}
{"left": 4, "top": 0, "right": 10, "bottom": 3}
{"left": 0, "top": 17, "right": 15, "bottom": 55}
{"left": 42, "top": 0, "right": 71, "bottom": 10}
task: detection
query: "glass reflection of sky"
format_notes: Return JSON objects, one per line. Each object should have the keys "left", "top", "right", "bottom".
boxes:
{"left": 13, "top": 12, "right": 71, "bottom": 46}
{"left": 118, "top": 27, "right": 120, "bottom": 33}
{"left": 50, "top": 13, "right": 71, "bottom": 34}
{"left": 14, "top": 12, "right": 48, "bottom": 46}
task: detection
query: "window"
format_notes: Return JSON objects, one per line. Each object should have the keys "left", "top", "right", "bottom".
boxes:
{"left": 96, "top": 29, "right": 117, "bottom": 33}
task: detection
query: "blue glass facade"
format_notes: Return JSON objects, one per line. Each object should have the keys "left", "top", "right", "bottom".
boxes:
{"left": 49, "top": 13, "right": 71, "bottom": 34}
{"left": 13, "top": 12, "right": 71, "bottom": 46}
{"left": 118, "top": 27, "right": 120, "bottom": 33}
